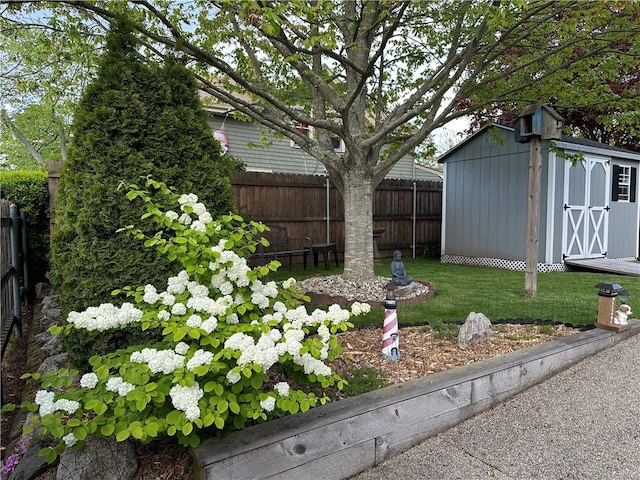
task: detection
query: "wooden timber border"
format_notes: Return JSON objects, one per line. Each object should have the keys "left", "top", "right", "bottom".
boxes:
{"left": 192, "top": 321, "right": 640, "bottom": 479}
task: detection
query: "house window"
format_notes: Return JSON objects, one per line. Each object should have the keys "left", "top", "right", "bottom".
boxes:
{"left": 612, "top": 165, "right": 637, "bottom": 202}
{"left": 290, "top": 124, "right": 345, "bottom": 153}
{"left": 290, "top": 123, "right": 310, "bottom": 148}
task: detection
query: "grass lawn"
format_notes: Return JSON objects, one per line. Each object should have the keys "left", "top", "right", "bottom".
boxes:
{"left": 279, "top": 257, "right": 639, "bottom": 329}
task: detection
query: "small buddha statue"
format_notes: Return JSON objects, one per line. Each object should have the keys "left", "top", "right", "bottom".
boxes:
{"left": 390, "top": 250, "right": 413, "bottom": 286}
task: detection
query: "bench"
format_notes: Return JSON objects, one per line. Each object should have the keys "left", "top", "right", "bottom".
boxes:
{"left": 251, "top": 225, "right": 312, "bottom": 270}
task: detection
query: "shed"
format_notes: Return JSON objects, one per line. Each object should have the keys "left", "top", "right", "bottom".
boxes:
{"left": 438, "top": 124, "right": 640, "bottom": 272}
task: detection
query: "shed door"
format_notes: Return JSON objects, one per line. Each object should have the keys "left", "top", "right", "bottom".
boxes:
{"left": 562, "top": 155, "right": 610, "bottom": 260}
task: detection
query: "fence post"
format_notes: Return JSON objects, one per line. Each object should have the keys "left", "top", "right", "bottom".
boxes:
{"left": 9, "top": 204, "right": 22, "bottom": 338}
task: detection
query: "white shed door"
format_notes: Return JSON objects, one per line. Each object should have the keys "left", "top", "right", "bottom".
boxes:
{"left": 562, "top": 155, "right": 610, "bottom": 260}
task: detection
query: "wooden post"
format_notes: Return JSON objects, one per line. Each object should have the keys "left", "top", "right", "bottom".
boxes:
{"left": 525, "top": 137, "right": 542, "bottom": 298}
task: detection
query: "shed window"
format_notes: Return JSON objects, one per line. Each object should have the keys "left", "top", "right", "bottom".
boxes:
{"left": 612, "top": 165, "right": 637, "bottom": 202}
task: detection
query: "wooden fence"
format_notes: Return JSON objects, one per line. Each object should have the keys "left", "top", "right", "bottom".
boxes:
{"left": 233, "top": 171, "right": 442, "bottom": 259}
{"left": 47, "top": 166, "right": 443, "bottom": 261}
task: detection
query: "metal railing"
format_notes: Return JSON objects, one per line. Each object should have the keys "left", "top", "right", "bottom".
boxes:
{"left": 1, "top": 200, "right": 29, "bottom": 359}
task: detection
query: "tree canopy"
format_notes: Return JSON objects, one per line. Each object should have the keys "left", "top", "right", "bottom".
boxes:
{"left": 3, "top": 0, "right": 639, "bottom": 279}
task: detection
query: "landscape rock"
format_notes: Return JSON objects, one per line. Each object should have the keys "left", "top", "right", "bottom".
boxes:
{"left": 6, "top": 440, "right": 51, "bottom": 480}
{"left": 37, "top": 352, "right": 69, "bottom": 375}
{"left": 56, "top": 437, "right": 138, "bottom": 480}
{"left": 35, "top": 282, "right": 52, "bottom": 300}
{"left": 458, "top": 312, "right": 492, "bottom": 349}
{"left": 41, "top": 335, "right": 64, "bottom": 356}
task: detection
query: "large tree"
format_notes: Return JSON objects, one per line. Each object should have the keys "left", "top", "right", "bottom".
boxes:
{"left": 0, "top": 8, "right": 103, "bottom": 168}
{"left": 4, "top": 1, "right": 640, "bottom": 280}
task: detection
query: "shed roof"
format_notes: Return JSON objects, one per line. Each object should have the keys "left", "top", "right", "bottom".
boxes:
{"left": 438, "top": 123, "right": 640, "bottom": 162}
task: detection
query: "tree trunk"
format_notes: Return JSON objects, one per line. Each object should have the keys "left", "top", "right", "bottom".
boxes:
{"left": 340, "top": 172, "right": 376, "bottom": 281}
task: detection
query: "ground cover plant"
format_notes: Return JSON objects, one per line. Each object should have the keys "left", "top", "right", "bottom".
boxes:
{"left": 9, "top": 179, "right": 372, "bottom": 465}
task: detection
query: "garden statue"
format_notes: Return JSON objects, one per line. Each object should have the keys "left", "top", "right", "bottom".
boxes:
{"left": 391, "top": 250, "right": 413, "bottom": 286}
{"left": 613, "top": 303, "right": 632, "bottom": 325}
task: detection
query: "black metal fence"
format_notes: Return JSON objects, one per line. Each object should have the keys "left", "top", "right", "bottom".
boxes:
{"left": 1, "top": 199, "right": 29, "bottom": 359}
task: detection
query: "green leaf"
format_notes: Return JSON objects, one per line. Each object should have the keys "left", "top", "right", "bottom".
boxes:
{"left": 40, "top": 447, "right": 58, "bottom": 464}
{"left": 214, "top": 417, "right": 225, "bottom": 429}
{"left": 182, "top": 423, "right": 193, "bottom": 436}
{"left": 217, "top": 399, "right": 228, "bottom": 414}
{"left": 101, "top": 424, "right": 115, "bottom": 436}
{"left": 116, "top": 429, "right": 131, "bottom": 442}
{"left": 229, "top": 401, "right": 240, "bottom": 414}
{"left": 74, "top": 426, "right": 88, "bottom": 441}
{"left": 202, "top": 412, "right": 215, "bottom": 427}
{"left": 131, "top": 426, "right": 145, "bottom": 439}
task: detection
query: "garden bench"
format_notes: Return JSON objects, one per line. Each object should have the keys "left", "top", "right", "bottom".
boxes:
{"left": 252, "top": 225, "right": 312, "bottom": 270}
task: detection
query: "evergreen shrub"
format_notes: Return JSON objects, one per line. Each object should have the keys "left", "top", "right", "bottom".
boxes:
{"left": 49, "top": 22, "right": 235, "bottom": 366}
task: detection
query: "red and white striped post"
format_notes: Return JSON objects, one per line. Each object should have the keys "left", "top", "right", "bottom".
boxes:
{"left": 381, "top": 283, "right": 400, "bottom": 360}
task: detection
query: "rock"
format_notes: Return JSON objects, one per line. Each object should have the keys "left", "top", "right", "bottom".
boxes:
{"left": 56, "top": 437, "right": 138, "bottom": 480}
{"left": 35, "top": 282, "right": 52, "bottom": 300}
{"left": 37, "top": 352, "right": 69, "bottom": 375}
{"left": 41, "top": 335, "right": 64, "bottom": 356}
{"left": 7, "top": 440, "right": 51, "bottom": 480}
{"left": 458, "top": 312, "right": 492, "bottom": 349}
{"left": 41, "top": 295, "right": 63, "bottom": 321}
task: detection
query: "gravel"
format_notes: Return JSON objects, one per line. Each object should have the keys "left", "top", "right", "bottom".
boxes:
{"left": 298, "top": 275, "right": 430, "bottom": 303}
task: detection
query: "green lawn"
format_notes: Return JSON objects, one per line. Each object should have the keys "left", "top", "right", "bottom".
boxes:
{"left": 282, "top": 257, "right": 639, "bottom": 328}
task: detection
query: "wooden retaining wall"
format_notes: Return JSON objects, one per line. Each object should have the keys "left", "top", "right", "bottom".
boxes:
{"left": 192, "top": 322, "right": 640, "bottom": 479}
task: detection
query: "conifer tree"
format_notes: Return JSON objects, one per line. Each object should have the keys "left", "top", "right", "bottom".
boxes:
{"left": 50, "top": 21, "right": 234, "bottom": 317}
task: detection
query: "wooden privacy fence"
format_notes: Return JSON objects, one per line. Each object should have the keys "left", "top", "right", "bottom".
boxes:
{"left": 47, "top": 166, "right": 443, "bottom": 261}
{"left": 233, "top": 171, "right": 442, "bottom": 259}
{"left": 1, "top": 200, "right": 29, "bottom": 359}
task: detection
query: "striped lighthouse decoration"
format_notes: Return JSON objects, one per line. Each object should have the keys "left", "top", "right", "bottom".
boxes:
{"left": 381, "top": 283, "right": 400, "bottom": 360}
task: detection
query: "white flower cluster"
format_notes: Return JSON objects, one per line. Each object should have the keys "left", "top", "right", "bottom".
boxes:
{"left": 106, "top": 377, "right": 135, "bottom": 396}
{"left": 224, "top": 322, "right": 334, "bottom": 377}
{"left": 186, "top": 349, "right": 214, "bottom": 371}
{"left": 63, "top": 432, "right": 78, "bottom": 447}
{"left": 66, "top": 303, "right": 143, "bottom": 332}
{"left": 260, "top": 396, "right": 276, "bottom": 412}
{"left": 130, "top": 348, "right": 185, "bottom": 374}
{"left": 35, "top": 390, "right": 81, "bottom": 417}
{"left": 274, "top": 382, "right": 290, "bottom": 397}
{"left": 170, "top": 383, "right": 204, "bottom": 421}
{"left": 177, "top": 193, "right": 212, "bottom": 232}
{"left": 250, "top": 280, "right": 279, "bottom": 309}
{"left": 80, "top": 373, "right": 99, "bottom": 389}
{"left": 350, "top": 302, "right": 372, "bottom": 316}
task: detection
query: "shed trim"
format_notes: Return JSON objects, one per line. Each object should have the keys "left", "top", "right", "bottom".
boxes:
{"left": 545, "top": 151, "right": 557, "bottom": 264}
{"left": 557, "top": 142, "right": 640, "bottom": 162}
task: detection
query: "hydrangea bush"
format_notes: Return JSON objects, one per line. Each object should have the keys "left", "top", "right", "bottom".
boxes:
{"left": 20, "top": 178, "right": 370, "bottom": 463}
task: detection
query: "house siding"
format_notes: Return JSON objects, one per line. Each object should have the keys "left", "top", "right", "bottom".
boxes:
{"left": 207, "top": 116, "right": 441, "bottom": 181}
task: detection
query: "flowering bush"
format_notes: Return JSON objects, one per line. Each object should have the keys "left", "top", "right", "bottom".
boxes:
{"left": 20, "top": 178, "right": 370, "bottom": 463}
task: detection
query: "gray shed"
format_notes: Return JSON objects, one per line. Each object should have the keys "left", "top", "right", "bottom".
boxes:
{"left": 438, "top": 124, "right": 640, "bottom": 272}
